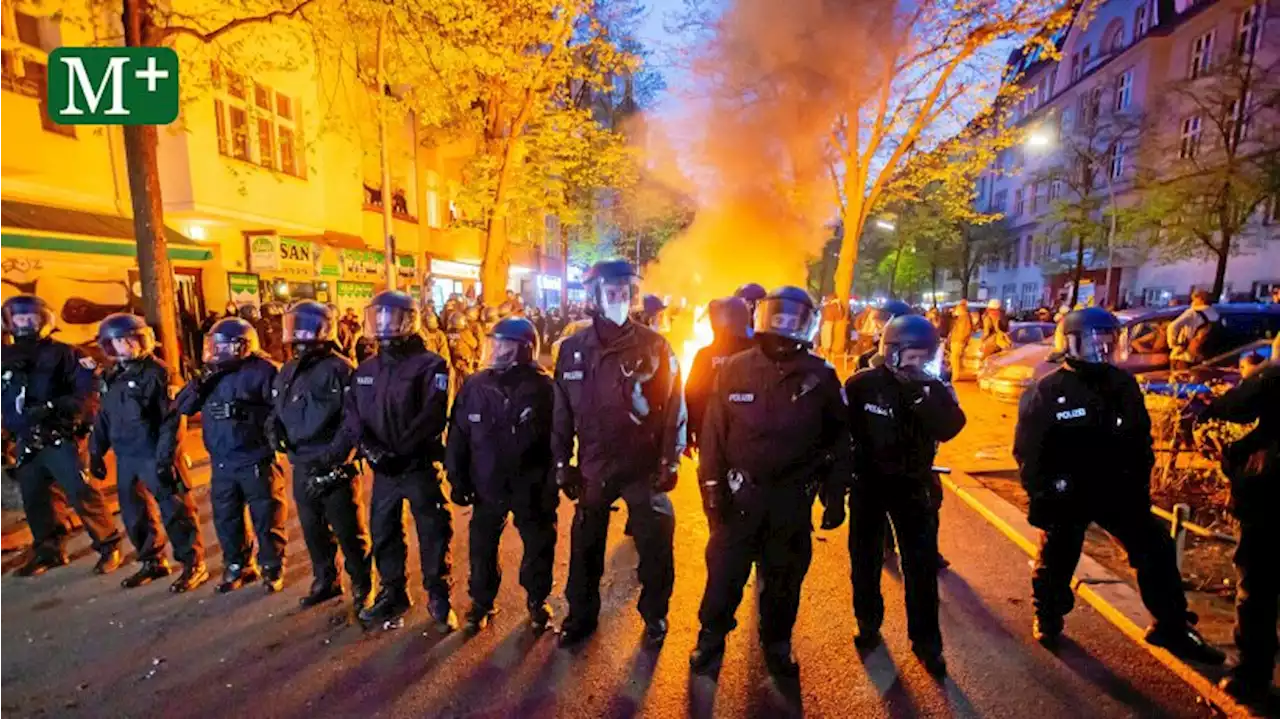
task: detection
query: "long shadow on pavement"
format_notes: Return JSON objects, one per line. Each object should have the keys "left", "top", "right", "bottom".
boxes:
{"left": 603, "top": 644, "right": 662, "bottom": 718}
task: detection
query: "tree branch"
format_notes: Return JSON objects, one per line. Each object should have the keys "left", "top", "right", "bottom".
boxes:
{"left": 158, "top": 0, "right": 317, "bottom": 44}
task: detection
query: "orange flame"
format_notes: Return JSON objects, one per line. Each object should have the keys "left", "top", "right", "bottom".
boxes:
{"left": 680, "top": 304, "right": 714, "bottom": 375}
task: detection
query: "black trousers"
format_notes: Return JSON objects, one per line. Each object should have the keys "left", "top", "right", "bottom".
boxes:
{"left": 117, "top": 455, "right": 203, "bottom": 566}
{"left": 1032, "top": 501, "right": 1187, "bottom": 627}
{"left": 1231, "top": 518, "right": 1279, "bottom": 684}
{"left": 468, "top": 494, "right": 557, "bottom": 611}
{"left": 850, "top": 483, "right": 942, "bottom": 652}
{"left": 369, "top": 467, "right": 452, "bottom": 599}
{"left": 291, "top": 466, "right": 371, "bottom": 590}
{"left": 697, "top": 484, "right": 812, "bottom": 649}
{"left": 210, "top": 460, "right": 287, "bottom": 569}
{"left": 564, "top": 478, "right": 675, "bottom": 631}
{"left": 16, "top": 441, "right": 120, "bottom": 555}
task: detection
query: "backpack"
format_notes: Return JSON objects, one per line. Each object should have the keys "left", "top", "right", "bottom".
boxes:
{"left": 1184, "top": 310, "right": 1221, "bottom": 362}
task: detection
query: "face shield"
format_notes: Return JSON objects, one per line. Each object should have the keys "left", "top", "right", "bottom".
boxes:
{"left": 104, "top": 333, "right": 155, "bottom": 362}
{"left": 1066, "top": 328, "right": 1118, "bottom": 364}
{"left": 364, "top": 305, "right": 420, "bottom": 340}
{"left": 282, "top": 312, "right": 332, "bottom": 345}
{"left": 2, "top": 304, "right": 54, "bottom": 339}
{"left": 754, "top": 297, "right": 817, "bottom": 344}
{"left": 482, "top": 336, "right": 529, "bottom": 370}
{"left": 203, "top": 335, "right": 252, "bottom": 366}
{"left": 594, "top": 280, "right": 636, "bottom": 326}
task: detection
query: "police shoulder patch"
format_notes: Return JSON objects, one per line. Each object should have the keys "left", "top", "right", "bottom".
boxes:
{"left": 356, "top": 376, "right": 375, "bottom": 386}
{"left": 434, "top": 374, "right": 449, "bottom": 391}
{"left": 562, "top": 370, "right": 584, "bottom": 381}
{"left": 728, "top": 392, "right": 755, "bottom": 403}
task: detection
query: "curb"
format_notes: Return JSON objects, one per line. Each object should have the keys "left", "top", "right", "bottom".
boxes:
{"left": 941, "top": 470, "right": 1255, "bottom": 719}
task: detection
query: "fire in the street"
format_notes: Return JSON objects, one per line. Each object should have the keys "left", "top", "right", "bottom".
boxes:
{"left": 679, "top": 304, "right": 714, "bottom": 374}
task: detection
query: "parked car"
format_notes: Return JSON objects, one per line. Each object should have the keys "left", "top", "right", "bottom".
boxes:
{"left": 976, "top": 304, "right": 1280, "bottom": 403}
{"left": 957, "top": 321, "right": 1055, "bottom": 378}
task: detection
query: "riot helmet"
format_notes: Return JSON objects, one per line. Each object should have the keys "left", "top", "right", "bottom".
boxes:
{"left": 364, "top": 290, "right": 421, "bottom": 341}
{"left": 707, "top": 297, "right": 750, "bottom": 340}
{"left": 97, "top": 313, "right": 155, "bottom": 362}
{"left": 755, "top": 286, "right": 817, "bottom": 350}
{"left": 639, "top": 294, "right": 667, "bottom": 329}
{"left": 283, "top": 300, "right": 335, "bottom": 353}
{"left": 204, "top": 317, "right": 260, "bottom": 367}
{"left": 237, "top": 303, "right": 262, "bottom": 323}
{"left": 863, "top": 299, "right": 912, "bottom": 341}
{"left": 2, "top": 295, "right": 55, "bottom": 340}
{"left": 880, "top": 315, "right": 939, "bottom": 375}
{"left": 1061, "top": 307, "right": 1120, "bottom": 366}
{"left": 584, "top": 259, "right": 639, "bottom": 326}
{"left": 484, "top": 316, "right": 539, "bottom": 370}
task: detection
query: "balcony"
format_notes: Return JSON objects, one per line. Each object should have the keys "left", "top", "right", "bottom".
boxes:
{"left": 363, "top": 184, "right": 418, "bottom": 224}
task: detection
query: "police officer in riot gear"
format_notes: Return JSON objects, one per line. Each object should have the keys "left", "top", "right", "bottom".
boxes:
{"left": 690, "top": 286, "right": 849, "bottom": 678}
{"left": 734, "top": 283, "right": 767, "bottom": 326}
{"left": 423, "top": 310, "right": 452, "bottom": 368}
{"left": 90, "top": 313, "right": 207, "bottom": 591}
{"left": 446, "top": 316, "right": 557, "bottom": 633}
{"left": 1014, "top": 307, "right": 1224, "bottom": 664}
{"left": 321, "top": 291, "right": 457, "bottom": 631}
{"left": 841, "top": 314, "right": 965, "bottom": 677}
{"left": 1200, "top": 335, "right": 1280, "bottom": 705}
{"left": 684, "top": 297, "right": 754, "bottom": 452}
{"left": 2, "top": 295, "right": 123, "bottom": 576}
{"left": 553, "top": 259, "right": 686, "bottom": 648}
{"left": 269, "top": 301, "right": 372, "bottom": 610}
{"left": 854, "top": 299, "right": 911, "bottom": 370}
{"left": 637, "top": 294, "right": 667, "bottom": 331}
{"left": 177, "top": 318, "right": 286, "bottom": 593}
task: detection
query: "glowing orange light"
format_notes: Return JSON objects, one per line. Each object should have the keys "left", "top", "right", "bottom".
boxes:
{"left": 680, "top": 304, "right": 713, "bottom": 374}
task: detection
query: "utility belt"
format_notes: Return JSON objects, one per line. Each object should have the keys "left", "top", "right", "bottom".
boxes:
{"left": 16, "top": 423, "right": 80, "bottom": 467}
{"left": 204, "top": 400, "right": 270, "bottom": 423}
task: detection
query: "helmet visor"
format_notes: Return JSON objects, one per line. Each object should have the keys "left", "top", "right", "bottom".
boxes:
{"left": 1067, "top": 328, "right": 1118, "bottom": 364}
{"left": 3, "top": 305, "right": 53, "bottom": 338}
{"left": 283, "top": 312, "right": 332, "bottom": 344}
{"left": 482, "top": 336, "right": 528, "bottom": 370}
{"left": 203, "top": 336, "right": 250, "bottom": 365}
{"left": 103, "top": 332, "right": 154, "bottom": 361}
{"left": 755, "top": 298, "right": 817, "bottom": 343}
{"left": 364, "top": 305, "right": 419, "bottom": 339}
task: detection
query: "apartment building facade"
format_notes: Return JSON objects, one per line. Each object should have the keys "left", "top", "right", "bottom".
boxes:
{"left": 1, "top": 0, "right": 562, "bottom": 345}
{"left": 974, "top": 0, "right": 1279, "bottom": 312}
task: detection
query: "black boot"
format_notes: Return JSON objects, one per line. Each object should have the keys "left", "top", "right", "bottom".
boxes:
{"left": 1144, "top": 623, "right": 1226, "bottom": 665}
{"left": 359, "top": 586, "right": 412, "bottom": 625}
{"left": 528, "top": 601, "right": 553, "bottom": 633}
{"left": 352, "top": 581, "right": 373, "bottom": 613}
{"left": 763, "top": 642, "right": 800, "bottom": 679}
{"left": 299, "top": 579, "right": 343, "bottom": 608}
{"left": 1218, "top": 673, "right": 1272, "bottom": 706}
{"left": 262, "top": 565, "right": 285, "bottom": 593}
{"left": 17, "top": 550, "right": 69, "bottom": 577}
{"left": 643, "top": 617, "right": 669, "bottom": 648}
{"left": 913, "top": 645, "right": 947, "bottom": 678}
{"left": 557, "top": 619, "right": 598, "bottom": 648}
{"left": 1032, "top": 615, "right": 1062, "bottom": 648}
{"left": 689, "top": 633, "right": 725, "bottom": 676}
{"left": 94, "top": 546, "right": 123, "bottom": 575}
{"left": 216, "top": 563, "right": 260, "bottom": 593}
{"left": 854, "top": 627, "right": 883, "bottom": 652}
{"left": 428, "top": 595, "right": 458, "bottom": 633}
{"left": 121, "top": 558, "right": 171, "bottom": 588}
{"left": 170, "top": 562, "right": 210, "bottom": 593}
{"left": 464, "top": 604, "right": 494, "bottom": 633}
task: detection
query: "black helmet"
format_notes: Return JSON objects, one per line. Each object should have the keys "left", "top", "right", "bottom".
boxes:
{"left": 755, "top": 286, "right": 817, "bottom": 343}
{"left": 708, "top": 297, "right": 750, "bottom": 339}
{"left": 641, "top": 294, "right": 666, "bottom": 317}
{"left": 864, "top": 299, "right": 913, "bottom": 339}
{"left": 2, "top": 295, "right": 55, "bottom": 340}
{"left": 204, "top": 317, "right": 260, "bottom": 366}
{"left": 882, "top": 299, "right": 911, "bottom": 317}
{"left": 486, "top": 316, "right": 539, "bottom": 369}
{"left": 1062, "top": 307, "right": 1120, "bottom": 364}
{"left": 880, "top": 315, "right": 939, "bottom": 368}
{"left": 237, "top": 304, "right": 261, "bottom": 323}
{"left": 283, "top": 300, "right": 335, "bottom": 346}
{"left": 97, "top": 313, "right": 155, "bottom": 361}
{"left": 735, "top": 283, "right": 767, "bottom": 303}
{"left": 364, "top": 290, "right": 420, "bottom": 340}
{"left": 585, "top": 259, "right": 640, "bottom": 323}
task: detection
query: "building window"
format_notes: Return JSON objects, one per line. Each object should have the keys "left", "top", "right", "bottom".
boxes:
{"left": 1109, "top": 141, "right": 1126, "bottom": 180}
{"left": 1014, "top": 188, "right": 1025, "bottom": 216}
{"left": 1189, "top": 30, "right": 1214, "bottom": 79}
{"left": 1021, "top": 282, "right": 1040, "bottom": 308}
{"left": 1114, "top": 70, "right": 1132, "bottom": 111}
{"left": 1226, "top": 93, "right": 1251, "bottom": 148}
{"left": 1179, "top": 116, "right": 1202, "bottom": 159}
{"left": 1105, "top": 22, "right": 1125, "bottom": 53}
{"left": 1023, "top": 235, "right": 1034, "bottom": 267}
{"left": 1, "top": 11, "right": 73, "bottom": 138}
{"left": 1029, "top": 182, "right": 1039, "bottom": 212}
{"left": 1079, "top": 86, "right": 1102, "bottom": 127}
{"left": 211, "top": 62, "right": 305, "bottom": 177}
{"left": 1236, "top": 2, "right": 1263, "bottom": 57}
{"left": 992, "top": 189, "right": 1007, "bottom": 214}
{"left": 1070, "top": 52, "right": 1082, "bottom": 81}
{"left": 1134, "top": 5, "right": 1148, "bottom": 38}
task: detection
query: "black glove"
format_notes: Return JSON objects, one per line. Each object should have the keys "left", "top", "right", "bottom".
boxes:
{"left": 698, "top": 477, "right": 729, "bottom": 526}
{"left": 89, "top": 454, "right": 108, "bottom": 480}
{"left": 1027, "top": 478, "right": 1072, "bottom": 530}
{"left": 653, "top": 460, "right": 679, "bottom": 493}
{"left": 305, "top": 464, "right": 357, "bottom": 502}
{"left": 820, "top": 487, "right": 847, "bottom": 530}
{"left": 449, "top": 482, "right": 475, "bottom": 507}
{"left": 556, "top": 464, "right": 582, "bottom": 501}
{"left": 156, "top": 462, "right": 187, "bottom": 496}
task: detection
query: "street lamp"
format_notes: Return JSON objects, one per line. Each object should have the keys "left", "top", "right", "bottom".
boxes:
{"left": 875, "top": 219, "right": 896, "bottom": 231}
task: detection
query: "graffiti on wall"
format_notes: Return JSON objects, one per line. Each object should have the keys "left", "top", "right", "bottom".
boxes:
{"left": 2, "top": 253, "right": 134, "bottom": 345}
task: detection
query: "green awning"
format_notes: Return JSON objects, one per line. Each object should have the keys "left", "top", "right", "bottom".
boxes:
{"left": 0, "top": 200, "right": 213, "bottom": 261}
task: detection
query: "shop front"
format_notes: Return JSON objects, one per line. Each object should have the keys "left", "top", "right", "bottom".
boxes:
{"left": 425, "top": 258, "right": 481, "bottom": 307}
{"left": 1, "top": 200, "right": 214, "bottom": 346}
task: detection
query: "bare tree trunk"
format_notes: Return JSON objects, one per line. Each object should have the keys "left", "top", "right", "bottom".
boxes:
{"left": 123, "top": 0, "right": 179, "bottom": 383}
{"left": 376, "top": 10, "right": 396, "bottom": 290}
{"left": 831, "top": 196, "right": 866, "bottom": 354}
{"left": 1070, "top": 234, "right": 1085, "bottom": 307}
{"left": 1212, "top": 234, "right": 1230, "bottom": 299}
